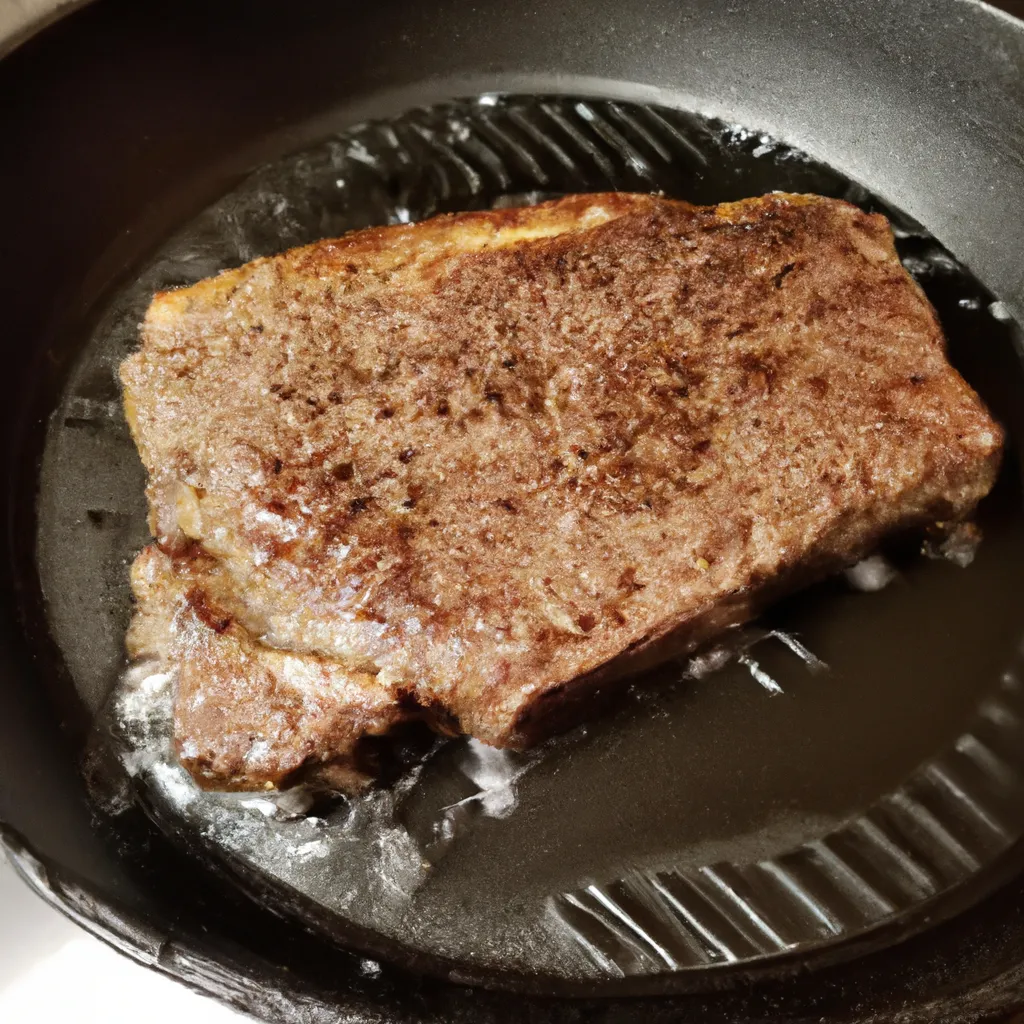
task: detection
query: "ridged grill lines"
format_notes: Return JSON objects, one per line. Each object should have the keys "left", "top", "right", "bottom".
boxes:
{"left": 757, "top": 861, "right": 843, "bottom": 936}
{"left": 538, "top": 102, "right": 617, "bottom": 182}
{"left": 694, "top": 866, "right": 791, "bottom": 951}
{"left": 805, "top": 840, "right": 896, "bottom": 917}
{"left": 886, "top": 793, "right": 981, "bottom": 873}
{"left": 68, "top": 90, "right": 1024, "bottom": 980}
{"left": 924, "top": 762, "right": 1010, "bottom": 841}
{"left": 474, "top": 114, "right": 552, "bottom": 186}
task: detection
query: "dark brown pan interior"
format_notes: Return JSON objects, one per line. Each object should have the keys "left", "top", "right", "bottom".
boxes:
{"left": 32, "top": 94, "right": 1024, "bottom": 993}
{"left": 4, "top": 3, "right": 1024, "bottom": 1022}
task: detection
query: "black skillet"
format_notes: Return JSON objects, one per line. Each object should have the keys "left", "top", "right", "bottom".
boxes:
{"left": 4, "top": 2, "right": 1024, "bottom": 1021}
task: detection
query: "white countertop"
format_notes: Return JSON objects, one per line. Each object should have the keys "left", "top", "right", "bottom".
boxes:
{"left": 0, "top": 853, "right": 246, "bottom": 1023}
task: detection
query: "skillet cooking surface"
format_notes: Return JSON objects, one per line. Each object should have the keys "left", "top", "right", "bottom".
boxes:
{"left": 5, "top": 1, "right": 1024, "bottom": 1021}
{"left": 35, "top": 94, "right": 1024, "bottom": 992}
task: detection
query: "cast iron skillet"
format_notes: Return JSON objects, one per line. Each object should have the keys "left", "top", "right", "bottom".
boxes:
{"left": 3, "top": 1, "right": 1024, "bottom": 1021}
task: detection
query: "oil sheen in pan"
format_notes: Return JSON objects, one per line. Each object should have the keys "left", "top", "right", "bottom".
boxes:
{"left": 36, "top": 95, "right": 1024, "bottom": 989}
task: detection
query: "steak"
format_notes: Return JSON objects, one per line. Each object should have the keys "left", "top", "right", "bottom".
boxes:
{"left": 120, "top": 192, "right": 1003, "bottom": 791}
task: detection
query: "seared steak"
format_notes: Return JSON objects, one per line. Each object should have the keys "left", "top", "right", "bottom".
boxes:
{"left": 121, "top": 192, "right": 1003, "bottom": 791}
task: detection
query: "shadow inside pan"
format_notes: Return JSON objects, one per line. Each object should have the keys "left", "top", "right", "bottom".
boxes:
{"left": 35, "top": 95, "right": 1024, "bottom": 992}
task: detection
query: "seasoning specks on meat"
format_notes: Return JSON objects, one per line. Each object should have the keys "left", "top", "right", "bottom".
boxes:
{"left": 121, "top": 192, "right": 1003, "bottom": 791}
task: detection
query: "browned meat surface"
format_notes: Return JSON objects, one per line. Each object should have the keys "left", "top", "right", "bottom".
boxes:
{"left": 120, "top": 191, "right": 1003, "bottom": 791}
{"left": 126, "top": 545, "right": 405, "bottom": 791}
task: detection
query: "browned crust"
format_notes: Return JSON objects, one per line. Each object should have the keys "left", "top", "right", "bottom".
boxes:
{"left": 127, "top": 546, "right": 407, "bottom": 791}
{"left": 121, "top": 191, "right": 1004, "bottom": 791}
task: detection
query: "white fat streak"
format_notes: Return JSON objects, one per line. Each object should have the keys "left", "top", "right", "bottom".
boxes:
{"left": 684, "top": 645, "right": 734, "bottom": 680}
{"left": 990, "top": 300, "right": 1013, "bottom": 322}
{"left": 845, "top": 555, "right": 898, "bottom": 593}
{"left": 737, "top": 653, "right": 784, "bottom": 695}
{"left": 685, "top": 627, "right": 828, "bottom": 690}
{"left": 442, "top": 739, "right": 526, "bottom": 819}
{"left": 240, "top": 798, "right": 280, "bottom": 818}
{"left": 764, "top": 630, "right": 828, "bottom": 674}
